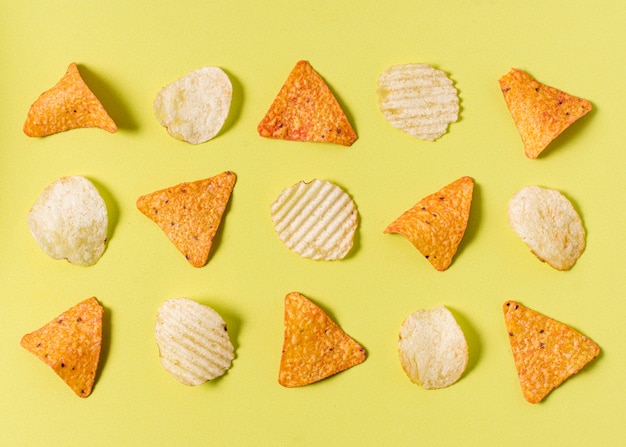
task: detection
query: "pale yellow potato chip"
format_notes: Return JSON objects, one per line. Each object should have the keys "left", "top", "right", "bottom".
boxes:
{"left": 377, "top": 63, "right": 459, "bottom": 141}
{"left": 507, "top": 185, "right": 585, "bottom": 270}
{"left": 270, "top": 179, "right": 358, "bottom": 260}
{"left": 155, "top": 298, "right": 235, "bottom": 386}
{"left": 154, "top": 66, "right": 232, "bottom": 144}
{"left": 28, "top": 176, "right": 108, "bottom": 266}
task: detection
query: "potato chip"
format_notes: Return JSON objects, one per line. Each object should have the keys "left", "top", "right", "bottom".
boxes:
{"left": 155, "top": 298, "right": 234, "bottom": 386}
{"left": 503, "top": 301, "right": 600, "bottom": 403}
{"left": 398, "top": 306, "right": 468, "bottom": 389}
{"left": 136, "top": 171, "right": 236, "bottom": 267}
{"left": 257, "top": 60, "right": 357, "bottom": 146}
{"left": 20, "top": 297, "right": 103, "bottom": 398}
{"left": 377, "top": 63, "right": 459, "bottom": 141}
{"left": 28, "top": 176, "right": 108, "bottom": 266}
{"left": 279, "top": 292, "right": 366, "bottom": 387}
{"left": 498, "top": 68, "right": 592, "bottom": 159}
{"left": 507, "top": 185, "right": 585, "bottom": 270}
{"left": 23, "top": 62, "right": 117, "bottom": 137}
{"left": 384, "top": 176, "right": 473, "bottom": 271}
{"left": 270, "top": 179, "right": 358, "bottom": 260}
{"left": 154, "top": 66, "right": 232, "bottom": 144}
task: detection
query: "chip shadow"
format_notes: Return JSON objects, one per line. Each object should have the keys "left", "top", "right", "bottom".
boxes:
{"left": 93, "top": 301, "right": 112, "bottom": 393}
{"left": 447, "top": 306, "right": 480, "bottom": 380}
{"left": 88, "top": 177, "right": 119, "bottom": 254}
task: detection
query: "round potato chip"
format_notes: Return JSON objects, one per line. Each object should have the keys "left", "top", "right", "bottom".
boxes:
{"left": 28, "top": 176, "right": 108, "bottom": 266}
{"left": 377, "top": 63, "right": 459, "bottom": 141}
{"left": 155, "top": 298, "right": 234, "bottom": 386}
{"left": 154, "top": 66, "right": 232, "bottom": 144}
{"left": 270, "top": 179, "right": 358, "bottom": 261}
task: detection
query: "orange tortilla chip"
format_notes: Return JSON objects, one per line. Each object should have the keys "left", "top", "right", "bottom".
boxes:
{"left": 136, "top": 171, "right": 236, "bottom": 267}
{"left": 384, "top": 176, "right": 474, "bottom": 271}
{"left": 20, "top": 297, "right": 103, "bottom": 398}
{"left": 279, "top": 292, "right": 366, "bottom": 387}
{"left": 23, "top": 62, "right": 117, "bottom": 137}
{"left": 498, "top": 68, "right": 592, "bottom": 159}
{"left": 503, "top": 300, "right": 600, "bottom": 404}
{"left": 257, "top": 60, "right": 357, "bottom": 146}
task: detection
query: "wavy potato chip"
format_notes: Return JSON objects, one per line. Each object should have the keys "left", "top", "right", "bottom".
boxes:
{"left": 28, "top": 176, "right": 108, "bottom": 266}
{"left": 154, "top": 66, "right": 232, "bottom": 144}
{"left": 23, "top": 62, "right": 117, "bottom": 137}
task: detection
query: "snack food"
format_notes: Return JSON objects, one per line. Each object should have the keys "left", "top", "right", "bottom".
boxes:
{"left": 155, "top": 298, "right": 235, "bottom": 386}
{"left": 498, "top": 68, "right": 592, "bottom": 159}
{"left": 28, "top": 176, "right": 108, "bottom": 266}
{"left": 503, "top": 300, "right": 600, "bottom": 403}
{"left": 154, "top": 66, "right": 232, "bottom": 144}
{"left": 398, "top": 306, "right": 468, "bottom": 389}
{"left": 270, "top": 179, "right": 358, "bottom": 260}
{"left": 507, "top": 185, "right": 585, "bottom": 270}
{"left": 279, "top": 292, "right": 366, "bottom": 387}
{"left": 257, "top": 60, "right": 357, "bottom": 146}
{"left": 23, "top": 62, "right": 117, "bottom": 137}
{"left": 377, "top": 63, "right": 459, "bottom": 141}
{"left": 20, "top": 297, "right": 104, "bottom": 398}
{"left": 136, "top": 171, "right": 236, "bottom": 267}
{"left": 384, "top": 176, "right": 474, "bottom": 271}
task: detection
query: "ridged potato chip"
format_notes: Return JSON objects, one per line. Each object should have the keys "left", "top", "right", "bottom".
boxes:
{"left": 377, "top": 63, "right": 459, "bottom": 141}
{"left": 28, "top": 176, "right": 108, "bottom": 266}
{"left": 155, "top": 298, "right": 235, "bottom": 386}
{"left": 507, "top": 185, "right": 585, "bottom": 270}
{"left": 270, "top": 179, "right": 358, "bottom": 260}
{"left": 154, "top": 66, "right": 232, "bottom": 144}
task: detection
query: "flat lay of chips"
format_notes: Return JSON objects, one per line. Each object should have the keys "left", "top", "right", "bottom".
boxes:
{"left": 498, "top": 68, "right": 592, "bottom": 159}
{"left": 279, "top": 292, "right": 366, "bottom": 387}
{"left": 155, "top": 298, "right": 235, "bottom": 386}
{"left": 384, "top": 176, "right": 474, "bottom": 271}
{"left": 257, "top": 60, "right": 357, "bottom": 146}
{"left": 153, "top": 66, "right": 232, "bottom": 144}
{"left": 23, "top": 62, "right": 117, "bottom": 137}
{"left": 136, "top": 171, "right": 236, "bottom": 267}
{"left": 20, "top": 297, "right": 104, "bottom": 398}
{"left": 503, "top": 301, "right": 600, "bottom": 403}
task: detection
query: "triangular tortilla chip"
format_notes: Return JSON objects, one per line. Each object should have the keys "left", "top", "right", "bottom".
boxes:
{"left": 136, "top": 171, "right": 236, "bottom": 267}
{"left": 384, "top": 176, "right": 473, "bottom": 271}
{"left": 257, "top": 60, "right": 357, "bottom": 146}
{"left": 20, "top": 297, "right": 104, "bottom": 398}
{"left": 498, "top": 68, "right": 592, "bottom": 159}
{"left": 279, "top": 292, "right": 366, "bottom": 387}
{"left": 503, "top": 300, "right": 600, "bottom": 404}
{"left": 23, "top": 62, "right": 117, "bottom": 137}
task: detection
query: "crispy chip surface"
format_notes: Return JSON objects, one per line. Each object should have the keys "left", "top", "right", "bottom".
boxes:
{"left": 23, "top": 62, "right": 117, "bottom": 137}
{"left": 20, "top": 297, "right": 103, "bottom": 398}
{"left": 28, "top": 176, "right": 108, "bottom": 266}
{"left": 270, "top": 179, "right": 358, "bottom": 260}
{"left": 503, "top": 301, "right": 600, "bottom": 403}
{"left": 498, "top": 68, "right": 592, "bottom": 159}
{"left": 398, "top": 306, "right": 468, "bottom": 389}
{"left": 507, "top": 185, "right": 585, "bottom": 270}
{"left": 384, "top": 176, "right": 473, "bottom": 271}
{"left": 136, "top": 171, "right": 236, "bottom": 267}
{"left": 279, "top": 292, "right": 366, "bottom": 387}
{"left": 257, "top": 60, "right": 357, "bottom": 146}
{"left": 377, "top": 63, "right": 459, "bottom": 141}
{"left": 155, "top": 298, "right": 234, "bottom": 386}
{"left": 154, "top": 66, "right": 232, "bottom": 144}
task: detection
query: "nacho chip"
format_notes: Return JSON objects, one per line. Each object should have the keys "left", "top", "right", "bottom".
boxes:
{"left": 279, "top": 292, "right": 366, "bottom": 387}
{"left": 384, "top": 176, "right": 474, "bottom": 271}
{"left": 136, "top": 171, "right": 236, "bottom": 267}
{"left": 23, "top": 62, "right": 117, "bottom": 137}
{"left": 498, "top": 68, "right": 592, "bottom": 159}
{"left": 503, "top": 301, "right": 600, "bottom": 403}
{"left": 257, "top": 60, "right": 357, "bottom": 146}
{"left": 20, "top": 297, "right": 103, "bottom": 398}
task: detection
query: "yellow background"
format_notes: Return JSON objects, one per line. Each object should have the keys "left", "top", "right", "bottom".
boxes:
{"left": 1, "top": 1, "right": 624, "bottom": 445}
